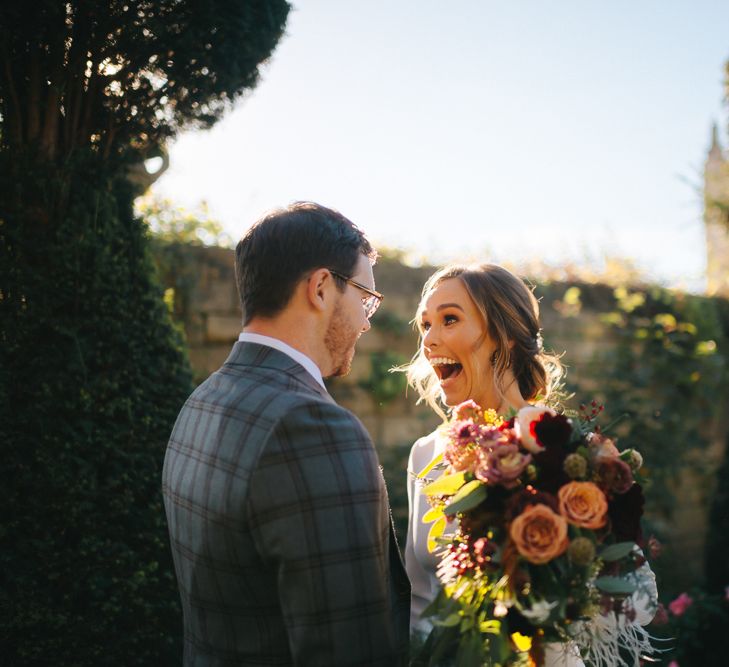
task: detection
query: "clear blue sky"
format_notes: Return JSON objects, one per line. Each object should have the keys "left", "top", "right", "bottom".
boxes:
{"left": 152, "top": 0, "right": 729, "bottom": 291}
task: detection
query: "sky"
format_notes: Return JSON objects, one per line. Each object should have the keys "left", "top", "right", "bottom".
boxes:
{"left": 151, "top": 0, "right": 729, "bottom": 292}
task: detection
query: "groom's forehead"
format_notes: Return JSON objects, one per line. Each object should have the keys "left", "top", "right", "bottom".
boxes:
{"left": 352, "top": 254, "right": 376, "bottom": 285}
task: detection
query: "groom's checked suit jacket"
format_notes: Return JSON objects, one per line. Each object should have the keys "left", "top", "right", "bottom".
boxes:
{"left": 163, "top": 342, "right": 410, "bottom": 666}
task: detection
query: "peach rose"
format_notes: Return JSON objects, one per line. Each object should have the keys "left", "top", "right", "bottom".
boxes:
{"left": 509, "top": 503, "right": 569, "bottom": 564}
{"left": 587, "top": 433, "right": 620, "bottom": 461}
{"left": 558, "top": 481, "right": 608, "bottom": 529}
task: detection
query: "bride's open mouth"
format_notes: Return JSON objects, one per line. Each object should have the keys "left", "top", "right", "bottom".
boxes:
{"left": 430, "top": 356, "right": 463, "bottom": 383}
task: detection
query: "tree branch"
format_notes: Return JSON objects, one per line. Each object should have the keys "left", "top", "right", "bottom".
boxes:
{"left": 1, "top": 40, "right": 24, "bottom": 145}
{"left": 27, "top": 49, "right": 42, "bottom": 143}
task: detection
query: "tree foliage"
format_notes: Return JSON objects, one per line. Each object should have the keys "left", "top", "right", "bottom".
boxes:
{"left": 139, "top": 194, "right": 233, "bottom": 247}
{"left": 0, "top": 1, "right": 290, "bottom": 663}
{"left": 0, "top": 0, "right": 290, "bottom": 163}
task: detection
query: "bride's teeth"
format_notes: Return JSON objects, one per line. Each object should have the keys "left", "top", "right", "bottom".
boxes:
{"left": 431, "top": 357, "right": 459, "bottom": 366}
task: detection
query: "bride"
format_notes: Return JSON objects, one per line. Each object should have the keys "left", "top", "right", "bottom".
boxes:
{"left": 403, "top": 263, "right": 656, "bottom": 666}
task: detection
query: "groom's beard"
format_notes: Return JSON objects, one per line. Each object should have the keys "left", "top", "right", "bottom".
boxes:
{"left": 324, "top": 302, "right": 359, "bottom": 378}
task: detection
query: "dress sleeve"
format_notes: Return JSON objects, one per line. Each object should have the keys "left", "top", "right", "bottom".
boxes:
{"left": 405, "top": 436, "right": 439, "bottom": 635}
{"left": 543, "top": 642, "right": 586, "bottom": 666}
{"left": 629, "top": 553, "right": 658, "bottom": 625}
{"left": 246, "top": 400, "right": 400, "bottom": 667}
{"left": 574, "top": 548, "right": 658, "bottom": 666}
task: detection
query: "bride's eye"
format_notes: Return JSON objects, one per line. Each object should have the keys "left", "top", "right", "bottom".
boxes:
{"left": 420, "top": 320, "right": 431, "bottom": 332}
{"left": 444, "top": 314, "right": 458, "bottom": 326}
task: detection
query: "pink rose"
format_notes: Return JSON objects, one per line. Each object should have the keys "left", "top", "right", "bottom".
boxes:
{"left": 452, "top": 400, "right": 483, "bottom": 422}
{"left": 475, "top": 443, "right": 531, "bottom": 488}
{"left": 668, "top": 592, "right": 693, "bottom": 617}
{"left": 514, "top": 405, "right": 556, "bottom": 453}
{"left": 444, "top": 420, "right": 482, "bottom": 472}
{"left": 668, "top": 662, "right": 679, "bottom": 667}
{"left": 725, "top": 585, "right": 729, "bottom": 602}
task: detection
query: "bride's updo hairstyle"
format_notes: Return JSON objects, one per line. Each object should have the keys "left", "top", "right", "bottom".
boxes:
{"left": 405, "top": 263, "right": 564, "bottom": 418}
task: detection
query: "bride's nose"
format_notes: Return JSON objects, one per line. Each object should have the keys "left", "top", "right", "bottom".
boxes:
{"left": 423, "top": 326, "right": 438, "bottom": 350}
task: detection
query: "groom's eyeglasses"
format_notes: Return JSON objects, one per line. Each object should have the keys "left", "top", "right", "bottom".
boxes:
{"left": 329, "top": 270, "right": 384, "bottom": 319}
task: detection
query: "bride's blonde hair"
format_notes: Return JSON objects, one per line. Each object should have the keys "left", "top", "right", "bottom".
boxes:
{"left": 403, "top": 264, "right": 564, "bottom": 420}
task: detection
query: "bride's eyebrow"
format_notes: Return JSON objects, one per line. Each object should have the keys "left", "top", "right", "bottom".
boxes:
{"left": 436, "top": 303, "right": 465, "bottom": 312}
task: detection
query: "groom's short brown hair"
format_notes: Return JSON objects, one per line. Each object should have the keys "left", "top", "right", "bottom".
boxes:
{"left": 235, "top": 202, "right": 374, "bottom": 325}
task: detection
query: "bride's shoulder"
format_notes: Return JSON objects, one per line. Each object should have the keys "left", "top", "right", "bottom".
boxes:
{"left": 411, "top": 428, "right": 440, "bottom": 450}
{"left": 408, "top": 427, "right": 444, "bottom": 467}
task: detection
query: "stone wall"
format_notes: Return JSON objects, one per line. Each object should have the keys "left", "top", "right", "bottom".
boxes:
{"left": 160, "top": 244, "right": 727, "bottom": 591}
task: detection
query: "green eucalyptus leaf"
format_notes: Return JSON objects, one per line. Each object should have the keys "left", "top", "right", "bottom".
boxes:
{"left": 594, "top": 576, "right": 638, "bottom": 595}
{"left": 445, "top": 480, "right": 487, "bottom": 515}
{"left": 434, "top": 613, "right": 462, "bottom": 627}
{"left": 599, "top": 542, "right": 637, "bottom": 562}
{"left": 456, "top": 631, "right": 483, "bottom": 667}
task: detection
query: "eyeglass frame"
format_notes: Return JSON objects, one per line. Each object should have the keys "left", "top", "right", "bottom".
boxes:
{"left": 328, "top": 269, "right": 384, "bottom": 319}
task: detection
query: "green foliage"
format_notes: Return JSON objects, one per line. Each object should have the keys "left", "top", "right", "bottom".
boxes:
{"left": 0, "top": 151, "right": 193, "bottom": 665}
{"left": 361, "top": 351, "right": 410, "bottom": 407}
{"left": 705, "top": 428, "right": 729, "bottom": 593}
{"left": 566, "top": 284, "right": 729, "bottom": 595}
{"left": 372, "top": 309, "right": 412, "bottom": 338}
{"left": 0, "top": 1, "right": 290, "bottom": 161}
{"left": 140, "top": 195, "right": 233, "bottom": 333}
{"left": 654, "top": 589, "right": 729, "bottom": 667}
{"left": 139, "top": 195, "right": 233, "bottom": 247}
{"left": 593, "top": 287, "right": 728, "bottom": 512}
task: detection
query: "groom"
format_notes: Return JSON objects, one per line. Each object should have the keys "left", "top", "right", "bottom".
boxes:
{"left": 162, "top": 202, "right": 410, "bottom": 666}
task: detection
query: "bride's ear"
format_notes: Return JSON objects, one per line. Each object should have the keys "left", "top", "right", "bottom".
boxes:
{"left": 305, "top": 268, "right": 336, "bottom": 313}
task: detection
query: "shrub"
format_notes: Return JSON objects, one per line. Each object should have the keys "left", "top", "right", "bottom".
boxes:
{"left": 0, "top": 155, "right": 193, "bottom": 665}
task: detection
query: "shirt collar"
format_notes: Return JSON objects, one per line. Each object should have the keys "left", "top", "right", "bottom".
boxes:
{"left": 237, "top": 332, "right": 326, "bottom": 390}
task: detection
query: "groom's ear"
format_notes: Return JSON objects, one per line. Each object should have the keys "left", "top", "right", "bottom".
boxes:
{"left": 305, "top": 268, "right": 336, "bottom": 313}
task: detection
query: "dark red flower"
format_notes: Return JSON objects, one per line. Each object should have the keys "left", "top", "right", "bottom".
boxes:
{"left": 506, "top": 486, "right": 559, "bottom": 521}
{"left": 598, "top": 457, "right": 634, "bottom": 494}
{"left": 499, "top": 416, "right": 516, "bottom": 431}
{"left": 648, "top": 535, "right": 662, "bottom": 560}
{"left": 607, "top": 483, "right": 645, "bottom": 542}
{"left": 532, "top": 444, "right": 570, "bottom": 495}
{"left": 533, "top": 413, "right": 573, "bottom": 449}
{"left": 506, "top": 606, "right": 534, "bottom": 637}
{"left": 652, "top": 603, "right": 669, "bottom": 626}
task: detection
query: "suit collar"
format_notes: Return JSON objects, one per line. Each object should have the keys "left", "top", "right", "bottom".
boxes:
{"left": 224, "top": 341, "right": 333, "bottom": 402}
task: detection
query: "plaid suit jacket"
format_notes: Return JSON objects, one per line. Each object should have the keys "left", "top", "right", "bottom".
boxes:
{"left": 163, "top": 342, "right": 410, "bottom": 666}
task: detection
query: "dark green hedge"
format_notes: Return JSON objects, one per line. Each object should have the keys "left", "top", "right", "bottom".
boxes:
{"left": 706, "top": 428, "right": 729, "bottom": 593}
{"left": 0, "top": 152, "right": 193, "bottom": 665}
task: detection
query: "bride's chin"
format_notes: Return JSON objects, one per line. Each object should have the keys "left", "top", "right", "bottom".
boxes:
{"left": 441, "top": 391, "right": 464, "bottom": 408}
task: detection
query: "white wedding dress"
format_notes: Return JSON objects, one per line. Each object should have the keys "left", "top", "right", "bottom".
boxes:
{"left": 405, "top": 430, "right": 657, "bottom": 667}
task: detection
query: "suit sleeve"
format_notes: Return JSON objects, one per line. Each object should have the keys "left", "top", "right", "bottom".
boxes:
{"left": 246, "top": 399, "right": 399, "bottom": 667}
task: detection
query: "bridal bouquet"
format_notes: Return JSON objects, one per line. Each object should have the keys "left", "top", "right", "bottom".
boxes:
{"left": 416, "top": 401, "right": 656, "bottom": 667}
